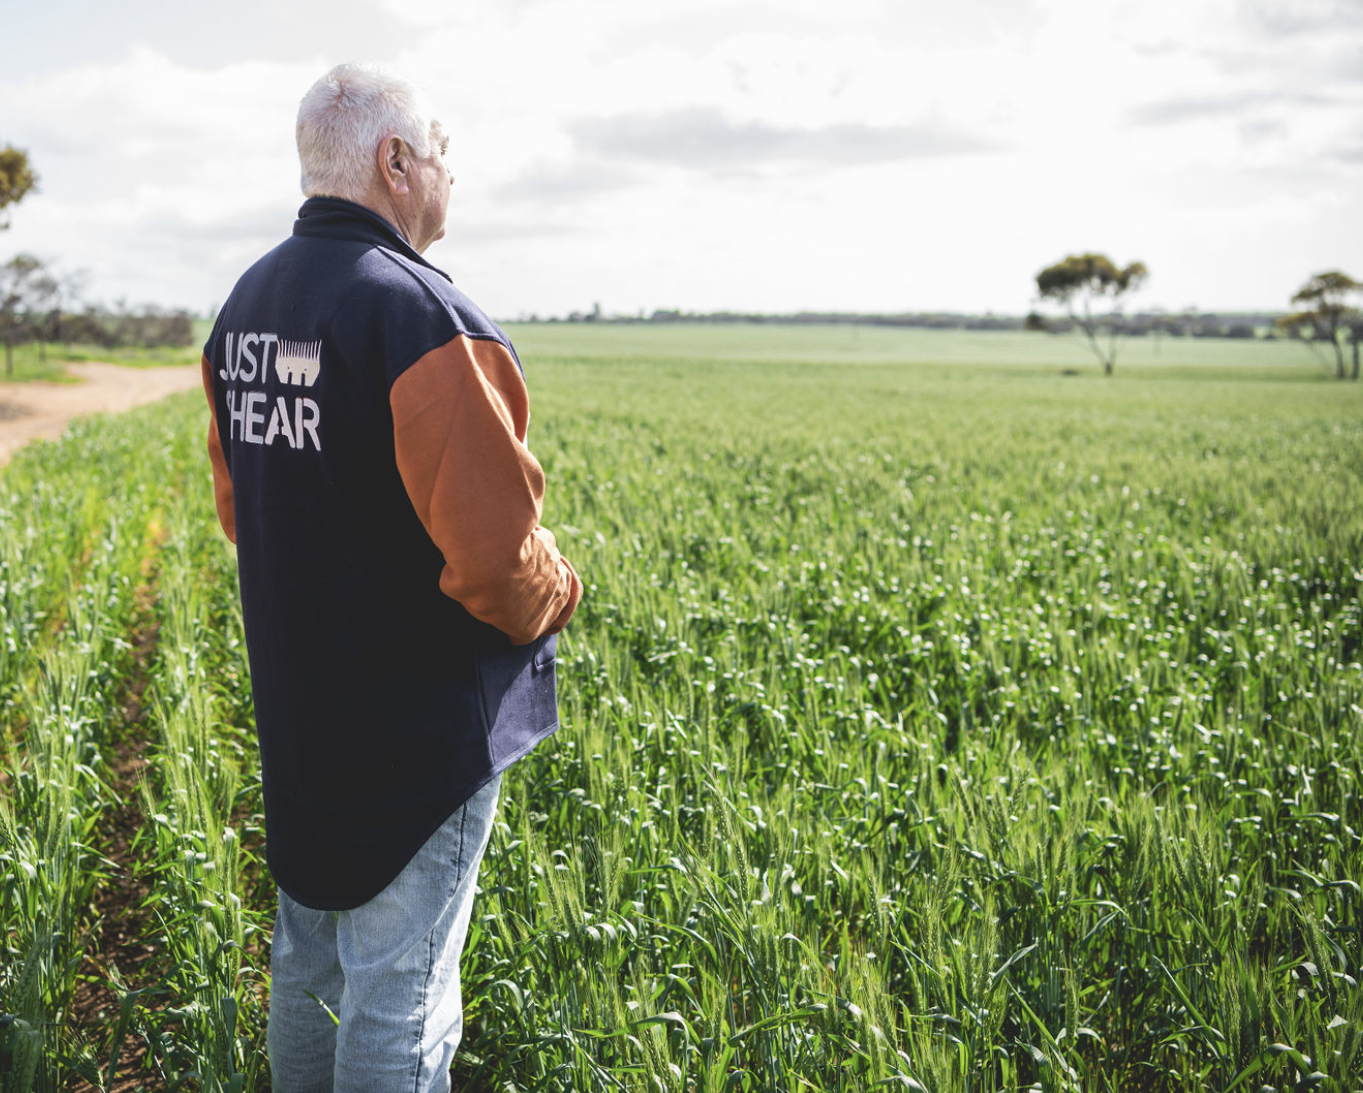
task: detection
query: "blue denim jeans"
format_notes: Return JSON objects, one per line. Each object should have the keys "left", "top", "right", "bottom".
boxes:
{"left": 267, "top": 775, "right": 501, "bottom": 1093}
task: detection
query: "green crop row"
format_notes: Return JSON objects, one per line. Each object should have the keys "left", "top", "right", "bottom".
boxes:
{"left": 2, "top": 326, "right": 1362, "bottom": 1092}
{"left": 0, "top": 399, "right": 265, "bottom": 1090}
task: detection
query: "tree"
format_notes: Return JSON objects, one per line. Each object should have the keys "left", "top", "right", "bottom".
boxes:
{"left": 39, "top": 267, "right": 88, "bottom": 354}
{"left": 0, "top": 145, "right": 38, "bottom": 229}
{"left": 0, "top": 253, "right": 53, "bottom": 376}
{"left": 1275, "top": 270, "right": 1361, "bottom": 380}
{"left": 1035, "top": 252, "right": 1148, "bottom": 375}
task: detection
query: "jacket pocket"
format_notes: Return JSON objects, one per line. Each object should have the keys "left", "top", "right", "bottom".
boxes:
{"left": 476, "top": 632, "right": 560, "bottom": 765}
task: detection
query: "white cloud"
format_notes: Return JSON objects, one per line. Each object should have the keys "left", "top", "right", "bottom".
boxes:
{"left": 568, "top": 108, "right": 1001, "bottom": 171}
{"left": 1, "top": 47, "right": 319, "bottom": 307}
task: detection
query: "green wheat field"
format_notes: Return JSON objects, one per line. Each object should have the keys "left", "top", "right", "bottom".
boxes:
{"left": 2, "top": 325, "right": 1361, "bottom": 1091}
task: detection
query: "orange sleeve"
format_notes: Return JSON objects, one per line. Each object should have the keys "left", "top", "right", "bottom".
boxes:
{"left": 201, "top": 355, "right": 236, "bottom": 543}
{"left": 390, "top": 336, "right": 582, "bottom": 644}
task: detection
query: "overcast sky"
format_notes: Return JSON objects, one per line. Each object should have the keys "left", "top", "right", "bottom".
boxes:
{"left": 1, "top": 0, "right": 1360, "bottom": 320}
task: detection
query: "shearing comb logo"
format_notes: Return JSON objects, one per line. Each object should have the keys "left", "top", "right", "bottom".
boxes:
{"left": 275, "top": 339, "right": 323, "bottom": 387}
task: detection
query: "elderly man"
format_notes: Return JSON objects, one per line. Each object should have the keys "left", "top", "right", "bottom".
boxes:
{"left": 201, "top": 63, "right": 581, "bottom": 1091}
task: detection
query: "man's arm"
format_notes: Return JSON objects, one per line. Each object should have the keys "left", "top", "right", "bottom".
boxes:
{"left": 390, "top": 335, "right": 582, "bottom": 645}
{"left": 201, "top": 355, "right": 237, "bottom": 543}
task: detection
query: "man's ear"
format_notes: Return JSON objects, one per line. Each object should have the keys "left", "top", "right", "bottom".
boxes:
{"left": 377, "top": 135, "right": 411, "bottom": 196}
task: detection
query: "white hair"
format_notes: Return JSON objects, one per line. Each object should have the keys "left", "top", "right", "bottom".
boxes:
{"left": 296, "top": 62, "right": 436, "bottom": 202}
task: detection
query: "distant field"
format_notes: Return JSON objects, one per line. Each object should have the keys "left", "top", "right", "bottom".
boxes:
{"left": 0, "top": 322, "right": 1336, "bottom": 382}
{"left": 2, "top": 325, "right": 1360, "bottom": 1091}
{"left": 506, "top": 320, "right": 1333, "bottom": 376}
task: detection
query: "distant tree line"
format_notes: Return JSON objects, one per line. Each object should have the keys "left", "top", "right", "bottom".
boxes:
{"left": 1027, "top": 311, "right": 1280, "bottom": 339}
{"left": 640, "top": 309, "right": 1029, "bottom": 330}
{"left": 0, "top": 144, "right": 196, "bottom": 376}
{"left": 1, "top": 252, "right": 195, "bottom": 376}
{"left": 556, "top": 306, "right": 1292, "bottom": 339}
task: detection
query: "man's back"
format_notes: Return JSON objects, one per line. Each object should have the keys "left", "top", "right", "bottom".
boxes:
{"left": 205, "top": 197, "right": 565, "bottom": 910}
{"left": 205, "top": 63, "right": 580, "bottom": 1089}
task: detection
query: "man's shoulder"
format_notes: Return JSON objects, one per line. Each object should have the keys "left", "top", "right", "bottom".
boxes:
{"left": 358, "top": 245, "right": 507, "bottom": 345}
{"left": 208, "top": 225, "right": 516, "bottom": 378}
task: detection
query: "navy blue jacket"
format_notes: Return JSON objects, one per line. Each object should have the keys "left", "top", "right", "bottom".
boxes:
{"left": 203, "top": 198, "right": 580, "bottom": 909}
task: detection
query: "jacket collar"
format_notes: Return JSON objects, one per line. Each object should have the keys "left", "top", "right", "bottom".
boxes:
{"left": 292, "top": 197, "right": 453, "bottom": 283}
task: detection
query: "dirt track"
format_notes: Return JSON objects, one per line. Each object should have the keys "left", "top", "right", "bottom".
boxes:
{"left": 0, "top": 362, "right": 203, "bottom": 468}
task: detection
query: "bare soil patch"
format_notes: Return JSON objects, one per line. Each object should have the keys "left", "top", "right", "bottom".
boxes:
{"left": 0, "top": 362, "right": 202, "bottom": 468}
